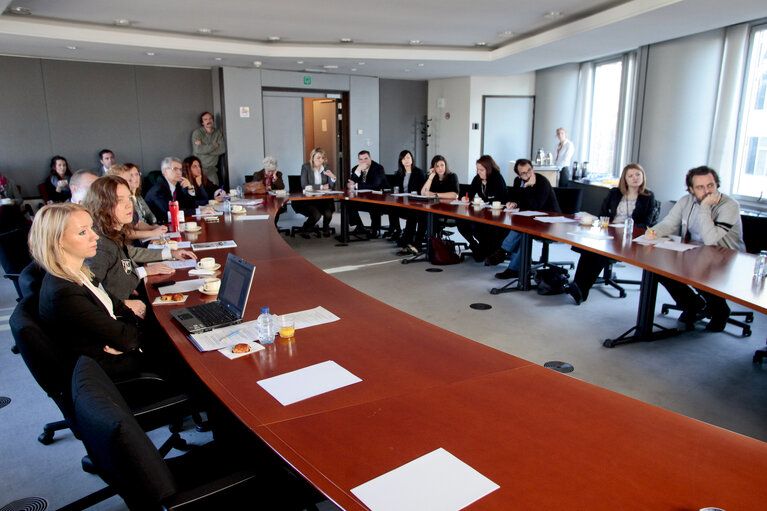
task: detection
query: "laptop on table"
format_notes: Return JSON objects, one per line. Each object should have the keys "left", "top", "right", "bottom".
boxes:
{"left": 171, "top": 253, "right": 256, "bottom": 334}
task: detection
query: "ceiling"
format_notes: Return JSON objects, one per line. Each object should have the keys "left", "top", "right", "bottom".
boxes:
{"left": 1, "top": 0, "right": 766, "bottom": 79}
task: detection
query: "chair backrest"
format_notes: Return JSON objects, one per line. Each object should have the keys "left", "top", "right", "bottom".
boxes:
{"left": 647, "top": 199, "right": 662, "bottom": 227}
{"left": 553, "top": 187, "right": 583, "bottom": 215}
{"left": 742, "top": 214, "right": 767, "bottom": 254}
{"left": 287, "top": 174, "right": 302, "bottom": 193}
{"left": 71, "top": 356, "right": 177, "bottom": 510}
{"left": 141, "top": 170, "right": 163, "bottom": 197}
{"left": 10, "top": 295, "right": 76, "bottom": 413}
{"left": 18, "top": 261, "right": 46, "bottom": 299}
{"left": 37, "top": 182, "right": 51, "bottom": 204}
{"left": 458, "top": 183, "right": 472, "bottom": 197}
{"left": 0, "top": 225, "right": 32, "bottom": 275}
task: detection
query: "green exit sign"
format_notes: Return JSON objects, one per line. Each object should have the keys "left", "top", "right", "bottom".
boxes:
{"left": 303, "top": 76, "right": 311, "bottom": 86}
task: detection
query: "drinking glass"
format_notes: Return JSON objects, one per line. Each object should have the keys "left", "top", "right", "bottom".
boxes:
{"left": 278, "top": 316, "right": 295, "bottom": 339}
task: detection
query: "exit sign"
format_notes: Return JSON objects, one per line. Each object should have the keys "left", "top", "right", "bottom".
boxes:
{"left": 303, "top": 76, "right": 311, "bottom": 86}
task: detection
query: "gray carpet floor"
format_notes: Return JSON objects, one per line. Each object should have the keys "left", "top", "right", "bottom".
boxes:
{"left": 1, "top": 210, "right": 765, "bottom": 509}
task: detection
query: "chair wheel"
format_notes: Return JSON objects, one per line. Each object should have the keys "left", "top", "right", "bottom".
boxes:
{"left": 661, "top": 305, "right": 670, "bottom": 315}
{"left": 603, "top": 339, "right": 616, "bottom": 348}
{"left": 744, "top": 329, "right": 751, "bottom": 337}
{"left": 401, "top": 259, "right": 409, "bottom": 264}
{"left": 619, "top": 291, "right": 627, "bottom": 298}
{"left": 745, "top": 314, "right": 754, "bottom": 323}
{"left": 38, "top": 431, "right": 54, "bottom": 445}
{"left": 82, "top": 455, "right": 96, "bottom": 474}
{"left": 490, "top": 288, "right": 500, "bottom": 295}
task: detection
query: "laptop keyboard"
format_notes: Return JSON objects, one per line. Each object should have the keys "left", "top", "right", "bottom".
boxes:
{"left": 186, "top": 302, "right": 238, "bottom": 326}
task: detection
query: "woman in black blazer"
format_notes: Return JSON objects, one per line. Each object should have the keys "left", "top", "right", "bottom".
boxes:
{"left": 294, "top": 147, "right": 337, "bottom": 237}
{"left": 390, "top": 150, "right": 426, "bottom": 251}
{"left": 43, "top": 155, "right": 72, "bottom": 203}
{"left": 30, "top": 203, "right": 148, "bottom": 379}
{"left": 568, "top": 163, "right": 657, "bottom": 304}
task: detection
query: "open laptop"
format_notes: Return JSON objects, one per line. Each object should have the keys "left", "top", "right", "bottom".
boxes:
{"left": 170, "top": 253, "right": 255, "bottom": 334}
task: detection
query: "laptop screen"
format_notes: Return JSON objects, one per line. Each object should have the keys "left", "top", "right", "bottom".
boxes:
{"left": 218, "top": 253, "right": 255, "bottom": 318}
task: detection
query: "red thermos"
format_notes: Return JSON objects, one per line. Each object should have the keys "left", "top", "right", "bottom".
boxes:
{"left": 169, "top": 201, "right": 180, "bottom": 232}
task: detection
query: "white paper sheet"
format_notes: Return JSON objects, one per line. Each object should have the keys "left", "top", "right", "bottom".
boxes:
{"left": 510, "top": 210, "right": 547, "bottom": 216}
{"left": 146, "top": 259, "right": 198, "bottom": 270}
{"left": 158, "top": 278, "right": 206, "bottom": 294}
{"left": 352, "top": 189, "right": 373, "bottom": 193}
{"left": 449, "top": 199, "right": 468, "bottom": 205}
{"left": 534, "top": 216, "right": 577, "bottom": 223}
{"left": 233, "top": 214, "right": 270, "bottom": 221}
{"left": 218, "top": 340, "right": 265, "bottom": 359}
{"left": 566, "top": 230, "right": 613, "bottom": 240}
{"left": 191, "top": 240, "right": 237, "bottom": 251}
{"left": 655, "top": 240, "right": 700, "bottom": 252}
{"left": 188, "top": 319, "right": 262, "bottom": 351}
{"left": 351, "top": 448, "right": 500, "bottom": 511}
{"left": 257, "top": 360, "right": 361, "bottom": 406}
{"left": 231, "top": 198, "right": 264, "bottom": 206}
{"left": 147, "top": 241, "right": 191, "bottom": 249}
{"left": 139, "top": 232, "right": 181, "bottom": 244}
{"left": 397, "top": 193, "right": 419, "bottom": 197}
{"left": 633, "top": 234, "right": 668, "bottom": 245}
{"left": 277, "top": 306, "right": 340, "bottom": 329}
{"left": 503, "top": 207, "right": 520, "bottom": 213}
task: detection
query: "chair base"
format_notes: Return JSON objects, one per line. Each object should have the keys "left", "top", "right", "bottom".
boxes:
{"left": 660, "top": 303, "right": 752, "bottom": 337}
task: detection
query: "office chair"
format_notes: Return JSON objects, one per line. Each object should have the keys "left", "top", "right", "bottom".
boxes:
{"left": 10, "top": 294, "right": 196, "bottom": 449}
{"left": 69, "top": 355, "right": 322, "bottom": 511}
{"left": 0, "top": 225, "right": 32, "bottom": 303}
{"left": 141, "top": 170, "right": 164, "bottom": 195}
{"left": 37, "top": 182, "right": 51, "bottom": 204}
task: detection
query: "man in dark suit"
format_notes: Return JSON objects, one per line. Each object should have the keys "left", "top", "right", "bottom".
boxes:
{"left": 96, "top": 149, "right": 115, "bottom": 175}
{"left": 347, "top": 150, "right": 387, "bottom": 236}
{"left": 144, "top": 156, "right": 198, "bottom": 220}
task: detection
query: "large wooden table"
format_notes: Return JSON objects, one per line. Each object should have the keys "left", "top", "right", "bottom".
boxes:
{"left": 149, "top": 193, "right": 767, "bottom": 510}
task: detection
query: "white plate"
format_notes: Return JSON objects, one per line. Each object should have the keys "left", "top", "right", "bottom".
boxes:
{"left": 184, "top": 226, "right": 202, "bottom": 232}
{"left": 197, "top": 263, "right": 221, "bottom": 271}
{"left": 198, "top": 286, "right": 219, "bottom": 296}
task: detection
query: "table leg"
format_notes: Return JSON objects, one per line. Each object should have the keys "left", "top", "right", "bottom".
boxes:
{"left": 338, "top": 200, "right": 349, "bottom": 243}
{"left": 489, "top": 232, "right": 533, "bottom": 294}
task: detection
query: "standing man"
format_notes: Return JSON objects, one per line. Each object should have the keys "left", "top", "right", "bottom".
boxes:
{"left": 144, "top": 157, "right": 198, "bottom": 220}
{"left": 554, "top": 128, "right": 574, "bottom": 187}
{"left": 192, "top": 112, "right": 226, "bottom": 186}
{"left": 347, "top": 150, "right": 387, "bottom": 236}
{"left": 96, "top": 149, "right": 115, "bottom": 176}
{"left": 645, "top": 166, "right": 744, "bottom": 332}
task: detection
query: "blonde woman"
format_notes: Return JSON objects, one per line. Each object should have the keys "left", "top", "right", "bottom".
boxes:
{"left": 295, "top": 147, "right": 337, "bottom": 237}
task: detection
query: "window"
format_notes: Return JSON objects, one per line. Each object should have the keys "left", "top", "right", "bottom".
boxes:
{"left": 733, "top": 25, "right": 767, "bottom": 199}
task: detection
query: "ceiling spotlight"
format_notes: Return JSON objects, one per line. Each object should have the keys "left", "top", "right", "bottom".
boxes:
{"left": 544, "top": 11, "right": 563, "bottom": 18}
{"left": 66, "top": 46, "right": 78, "bottom": 50}
{"left": 358, "top": 62, "right": 365, "bottom": 65}
{"left": 146, "top": 52, "right": 155, "bottom": 56}
{"left": 253, "top": 61, "right": 262, "bottom": 67}
{"left": 417, "top": 63, "right": 425, "bottom": 67}
{"left": 323, "top": 65, "right": 338, "bottom": 69}
{"left": 404, "top": 69, "right": 411, "bottom": 73}
{"left": 10, "top": 6, "right": 31, "bottom": 15}
{"left": 498, "top": 30, "right": 513, "bottom": 37}
{"left": 409, "top": 40, "right": 421, "bottom": 45}
{"left": 113, "top": 19, "right": 132, "bottom": 26}
{"left": 267, "top": 36, "right": 281, "bottom": 42}
{"left": 351, "top": 68, "right": 357, "bottom": 72}
{"left": 197, "top": 28, "right": 213, "bottom": 35}
{"left": 296, "top": 60, "right": 304, "bottom": 64}
{"left": 340, "top": 38, "right": 353, "bottom": 43}
{"left": 214, "top": 57, "right": 223, "bottom": 61}
{"left": 475, "top": 42, "right": 487, "bottom": 47}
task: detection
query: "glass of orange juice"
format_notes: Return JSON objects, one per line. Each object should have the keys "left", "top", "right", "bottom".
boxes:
{"left": 278, "top": 316, "right": 295, "bottom": 338}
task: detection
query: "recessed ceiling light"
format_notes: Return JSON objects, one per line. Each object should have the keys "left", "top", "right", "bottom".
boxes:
{"left": 214, "top": 57, "right": 223, "bottom": 61}
{"left": 351, "top": 68, "right": 357, "bottom": 72}
{"left": 404, "top": 69, "right": 411, "bottom": 73}
{"left": 409, "top": 40, "right": 421, "bottom": 45}
{"left": 253, "top": 61, "right": 262, "bottom": 67}
{"left": 323, "top": 65, "right": 338, "bottom": 69}
{"left": 340, "top": 38, "right": 353, "bottom": 43}
{"left": 544, "top": 11, "right": 563, "bottom": 18}
{"left": 10, "top": 6, "right": 31, "bottom": 15}
{"left": 197, "top": 28, "right": 213, "bottom": 35}
{"left": 267, "top": 36, "right": 281, "bottom": 42}
{"left": 475, "top": 42, "right": 487, "bottom": 47}
{"left": 417, "top": 63, "right": 425, "bottom": 67}
{"left": 113, "top": 19, "right": 132, "bottom": 26}
{"left": 498, "top": 30, "right": 513, "bottom": 37}
{"left": 358, "top": 62, "right": 365, "bottom": 65}
{"left": 296, "top": 60, "right": 304, "bottom": 64}
{"left": 145, "top": 52, "right": 155, "bottom": 56}
{"left": 66, "top": 46, "right": 78, "bottom": 50}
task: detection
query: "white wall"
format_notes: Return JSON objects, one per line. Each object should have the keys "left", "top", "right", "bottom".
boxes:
{"left": 427, "top": 77, "right": 471, "bottom": 180}
{"left": 349, "top": 76, "right": 381, "bottom": 166}
{"left": 532, "top": 64, "right": 579, "bottom": 160}
{"left": 221, "top": 67, "right": 264, "bottom": 188}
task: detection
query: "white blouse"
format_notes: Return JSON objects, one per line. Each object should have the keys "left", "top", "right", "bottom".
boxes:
{"left": 78, "top": 271, "right": 117, "bottom": 320}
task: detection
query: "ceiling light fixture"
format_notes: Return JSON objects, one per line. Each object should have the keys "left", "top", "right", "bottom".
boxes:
{"left": 66, "top": 46, "right": 78, "bottom": 50}
{"left": 113, "top": 19, "right": 132, "bottom": 26}
{"left": 409, "top": 40, "right": 421, "bottom": 45}
{"left": 197, "top": 28, "right": 213, "bottom": 35}
{"left": 296, "top": 60, "right": 304, "bottom": 64}
{"left": 498, "top": 30, "right": 513, "bottom": 37}
{"left": 340, "top": 38, "right": 353, "bottom": 43}
{"left": 145, "top": 52, "right": 155, "bottom": 56}
{"left": 253, "top": 61, "right": 262, "bottom": 67}
{"left": 214, "top": 57, "right": 223, "bottom": 61}
{"left": 404, "top": 69, "right": 411, "bottom": 73}
{"left": 418, "top": 63, "right": 425, "bottom": 67}
{"left": 544, "top": 11, "right": 563, "bottom": 18}
{"left": 323, "top": 65, "right": 338, "bottom": 69}
{"left": 475, "top": 42, "right": 487, "bottom": 47}
{"left": 10, "top": 6, "right": 31, "bottom": 15}
{"left": 358, "top": 62, "right": 365, "bottom": 65}
{"left": 351, "top": 68, "right": 357, "bottom": 72}
{"left": 267, "top": 36, "right": 281, "bottom": 42}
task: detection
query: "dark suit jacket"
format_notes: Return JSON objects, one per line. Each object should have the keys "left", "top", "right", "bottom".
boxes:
{"left": 510, "top": 174, "right": 560, "bottom": 212}
{"left": 300, "top": 163, "right": 335, "bottom": 190}
{"left": 468, "top": 172, "right": 508, "bottom": 203}
{"left": 144, "top": 179, "right": 197, "bottom": 220}
{"left": 600, "top": 187, "right": 657, "bottom": 229}
{"left": 350, "top": 161, "right": 387, "bottom": 190}
{"left": 38, "top": 272, "right": 141, "bottom": 371}
{"left": 393, "top": 167, "right": 426, "bottom": 194}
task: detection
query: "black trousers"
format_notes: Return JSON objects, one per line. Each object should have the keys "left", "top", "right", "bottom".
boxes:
{"left": 456, "top": 221, "right": 506, "bottom": 259}
{"left": 292, "top": 199, "right": 333, "bottom": 230}
{"left": 657, "top": 276, "right": 729, "bottom": 318}
{"left": 572, "top": 250, "right": 608, "bottom": 300}
{"left": 348, "top": 203, "right": 382, "bottom": 230}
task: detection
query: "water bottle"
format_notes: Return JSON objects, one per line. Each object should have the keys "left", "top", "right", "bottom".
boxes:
{"left": 755, "top": 251, "right": 767, "bottom": 278}
{"left": 257, "top": 307, "right": 275, "bottom": 344}
{"left": 624, "top": 217, "right": 634, "bottom": 239}
{"left": 224, "top": 196, "right": 232, "bottom": 215}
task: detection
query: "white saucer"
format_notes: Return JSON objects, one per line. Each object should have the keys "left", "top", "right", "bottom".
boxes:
{"left": 184, "top": 226, "right": 202, "bottom": 232}
{"left": 197, "top": 263, "right": 221, "bottom": 271}
{"left": 491, "top": 205, "right": 504, "bottom": 210}
{"left": 198, "top": 286, "right": 219, "bottom": 296}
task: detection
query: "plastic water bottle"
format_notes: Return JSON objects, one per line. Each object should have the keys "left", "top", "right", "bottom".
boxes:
{"left": 755, "top": 251, "right": 767, "bottom": 278}
{"left": 224, "top": 196, "right": 232, "bottom": 215}
{"left": 256, "top": 307, "right": 275, "bottom": 344}
{"left": 624, "top": 217, "right": 634, "bottom": 239}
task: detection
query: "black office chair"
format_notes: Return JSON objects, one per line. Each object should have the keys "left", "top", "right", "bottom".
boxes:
{"left": 69, "top": 356, "right": 322, "bottom": 511}
{"left": 141, "top": 170, "right": 164, "bottom": 196}
{"left": 0, "top": 225, "right": 32, "bottom": 302}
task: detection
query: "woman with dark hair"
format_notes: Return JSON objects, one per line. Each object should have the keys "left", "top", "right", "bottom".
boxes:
{"left": 182, "top": 156, "right": 226, "bottom": 206}
{"left": 107, "top": 164, "right": 167, "bottom": 241}
{"left": 44, "top": 155, "right": 72, "bottom": 203}
{"left": 389, "top": 149, "right": 426, "bottom": 250}
{"left": 457, "top": 155, "right": 508, "bottom": 262}
{"left": 83, "top": 175, "right": 196, "bottom": 301}
{"left": 421, "top": 155, "right": 459, "bottom": 199}
{"left": 567, "top": 163, "right": 657, "bottom": 304}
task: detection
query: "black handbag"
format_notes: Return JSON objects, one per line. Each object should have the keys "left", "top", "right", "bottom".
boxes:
{"left": 429, "top": 235, "right": 461, "bottom": 265}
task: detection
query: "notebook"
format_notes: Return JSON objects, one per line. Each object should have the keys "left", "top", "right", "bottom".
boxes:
{"left": 170, "top": 253, "right": 255, "bottom": 333}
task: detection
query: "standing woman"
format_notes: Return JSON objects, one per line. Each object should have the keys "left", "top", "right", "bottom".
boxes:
{"left": 391, "top": 150, "right": 426, "bottom": 250}
{"left": 295, "top": 147, "right": 337, "bottom": 237}
{"left": 567, "top": 163, "right": 657, "bottom": 304}
{"left": 420, "top": 155, "right": 459, "bottom": 199}
{"left": 182, "top": 156, "right": 226, "bottom": 206}
{"left": 31, "top": 203, "right": 148, "bottom": 379}
{"left": 457, "top": 155, "right": 508, "bottom": 262}
{"left": 44, "top": 155, "right": 72, "bottom": 203}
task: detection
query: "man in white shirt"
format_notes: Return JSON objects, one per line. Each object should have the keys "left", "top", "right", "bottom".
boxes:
{"left": 69, "top": 169, "right": 99, "bottom": 204}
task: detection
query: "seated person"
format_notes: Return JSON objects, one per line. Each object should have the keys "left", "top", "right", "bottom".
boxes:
{"left": 420, "top": 154, "right": 459, "bottom": 199}
{"left": 44, "top": 155, "right": 72, "bottom": 203}
{"left": 144, "top": 156, "right": 199, "bottom": 220}
{"left": 183, "top": 155, "right": 226, "bottom": 206}
{"left": 391, "top": 150, "right": 426, "bottom": 251}
{"left": 347, "top": 150, "right": 386, "bottom": 236}
{"left": 69, "top": 169, "right": 99, "bottom": 205}
{"left": 294, "top": 148, "right": 337, "bottom": 237}
{"left": 457, "top": 154, "right": 508, "bottom": 262}
{"left": 567, "top": 163, "right": 656, "bottom": 304}
{"left": 645, "top": 166, "right": 744, "bottom": 331}
{"left": 246, "top": 156, "right": 285, "bottom": 194}
{"left": 31, "top": 202, "right": 149, "bottom": 380}
{"left": 0, "top": 168, "right": 24, "bottom": 205}
{"left": 124, "top": 162, "right": 161, "bottom": 229}
{"left": 490, "top": 158, "right": 560, "bottom": 279}
{"left": 83, "top": 176, "right": 196, "bottom": 302}
{"left": 107, "top": 165, "right": 167, "bottom": 241}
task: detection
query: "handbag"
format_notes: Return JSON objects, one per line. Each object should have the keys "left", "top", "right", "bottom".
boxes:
{"left": 429, "top": 235, "right": 461, "bottom": 265}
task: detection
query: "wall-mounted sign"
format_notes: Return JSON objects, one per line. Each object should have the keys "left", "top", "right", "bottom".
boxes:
{"left": 303, "top": 76, "right": 312, "bottom": 86}
{"left": 240, "top": 106, "right": 250, "bottom": 118}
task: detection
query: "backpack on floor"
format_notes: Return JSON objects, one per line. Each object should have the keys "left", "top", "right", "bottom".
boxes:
{"left": 534, "top": 266, "right": 570, "bottom": 295}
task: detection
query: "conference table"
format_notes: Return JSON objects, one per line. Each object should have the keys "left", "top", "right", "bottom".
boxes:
{"left": 148, "top": 192, "right": 767, "bottom": 510}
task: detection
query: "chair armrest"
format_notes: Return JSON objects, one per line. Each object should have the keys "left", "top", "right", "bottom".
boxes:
{"left": 162, "top": 469, "right": 257, "bottom": 510}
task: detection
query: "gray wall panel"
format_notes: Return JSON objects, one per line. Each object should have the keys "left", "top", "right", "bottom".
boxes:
{"left": 349, "top": 76, "right": 380, "bottom": 169}
{"left": 533, "top": 64, "right": 579, "bottom": 159}
{"left": 379, "top": 79, "right": 428, "bottom": 171}
{"left": 221, "top": 67, "right": 264, "bottom": 187}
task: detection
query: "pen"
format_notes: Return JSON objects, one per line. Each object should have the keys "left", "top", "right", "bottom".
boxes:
{"left": 221, "top": 330, "right": 240, "bottom": 343}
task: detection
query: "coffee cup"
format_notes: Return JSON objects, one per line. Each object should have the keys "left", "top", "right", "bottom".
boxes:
{"left": 473, "top": 196, "right": 482, "bottom": 205}
{"left": 199, "top": 257, "right": 216, "bottom": 269}
{"left": 184, "top": 221, "right": 198, "bottom": 231}
{"left": 232, "top": 205, "right": 245, "bottom": 213}
{"left": 203, "top": 278, "right": 221, "bottom": 293}
{"left": 275, "top": 189, "right": 287, "bottom": 197}
{"left": 229, "top": 189, "right": 237, "bottom": 197}
{"left": 492, "top": 201, "right": 502, "bottom": 209}
{"left": 208, "top": 199, "right": 218, "bottom": 206}
{"left": 305, "top": 185, "right": 313, "bottom": 192}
